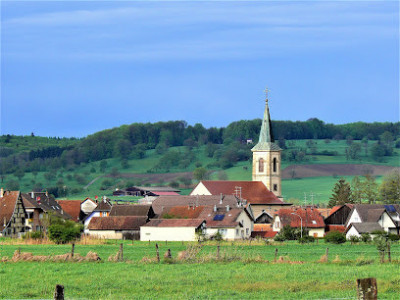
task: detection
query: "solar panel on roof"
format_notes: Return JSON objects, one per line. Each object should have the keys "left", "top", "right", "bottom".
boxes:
{"left": 384, "top": 205, "right": 396, "bottom": 213}
{"left": 213, "top": 214, "right": 225, "bottom": 221}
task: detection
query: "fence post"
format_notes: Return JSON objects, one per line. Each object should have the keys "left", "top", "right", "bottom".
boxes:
{"left": 387, "top": 242, "right": 391, "bottom": 263}
{"left": 274, "top": 248, "right": 278, "bottom": 262}
{"left": 155, "top": 243, "right": 160, "bottom": 263}
{"left": 54, "top": 284, "right": 64, "bottom": 300}
{"left": 357, "top": 278, "right": 377, "bottom": 300}
{"left": 71, "top": 243, "right": 75, "bottom": 258}
{"left": 166, "top": 240, "right": 168, "bottom": 246}
{"left": 217, "top": 244, "right": 220, "bottom": 259}
{"left": 325, "top": 247, "right": 329, "bottom": 261}
{"left": 119, "top": 243, "right": 124, "bottom": 262}
{"left": 167, "top": 249, "right": 172, "bottom": 259}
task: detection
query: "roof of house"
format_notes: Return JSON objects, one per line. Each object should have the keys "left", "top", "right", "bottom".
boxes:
{"left": 251, "top": 231, "right": 278, "bottom": 238}
{"left": 88, "top": 216, "right": 148, "bottom": 230}
{"left": 0, "top": 191, "right": 21, "bottom": 231}
{"left": 275, "top": 207, "right": 325, "bottom": 228}
{"left": 152, "top": 195, "right": 247, "bottom": 215}
{"left": 349, "top": 204, "right": 399, "bottom": 224}
{"left": 143, "top": 219, "right": 205, "bottom": 228}
{"left": 193, "top": 181, "right": 287, "bottom": 205}
{"left": 93, "top": 199, "right": 112, "bottom": 212}
{"left": 152, "top": 191, "right": 181, "bottom": 196}
{"left": 57, "top": 200, "right": 82, "bottom": 222}
{"left": 21, "top": 192, "right": 68, "bottom": 219}
{"left": 198, "top": 207, "right": 244, "bottom": 228}
{"left": 348, "top": 222, "right": 383, "bottom": 234}
{"left": 130, "top": 186, "right": 181, "bottom": 193}
{"left": 326, "top": 225, "right": 346, "bottom": 233}
{"left": 161, "top": 206, "right": 206, "bottom": 219}
{"left": 109, "top": 205, "right": 153, "bottom": 217}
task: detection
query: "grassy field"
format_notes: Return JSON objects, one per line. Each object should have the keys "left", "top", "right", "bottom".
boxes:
{"left": 0, "top": 241, "right": 399, "bottom": 299}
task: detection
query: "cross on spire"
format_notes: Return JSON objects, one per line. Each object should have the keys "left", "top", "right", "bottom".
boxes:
{"left": 264, "top": 87, "right": 270, "bottom": 102}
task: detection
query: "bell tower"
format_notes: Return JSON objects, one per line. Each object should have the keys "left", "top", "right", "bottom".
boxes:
{"left": 251, "top": 88, "right": 282, "bottom": 197}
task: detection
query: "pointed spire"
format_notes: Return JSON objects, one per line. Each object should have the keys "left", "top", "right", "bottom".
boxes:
{"left": 251, "top": 89, "right": 281, "bottom": 152}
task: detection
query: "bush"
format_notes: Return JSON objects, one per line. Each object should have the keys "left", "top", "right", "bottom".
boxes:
{"left": 23, "top": 231, "right": 44, "bottom": 240}
{"left": 274, "top": 235, "right": 285, "bottom": 242}
{"left": 48, "top": 218, "right": 83, "bottom": 244}
{"left": 360, "top": 233, "right": 371, "bottom": 243}
{"left": 325, "top": 231, "right": 346, "bottom": 244}
{"left": 298, "top": 236, "right": 315, "bottom": 244}
{"left": 348, "top": 235, "right": 361, "bottom": 244}
{"left": 388, "top": 233, "right": 400, "bottom": 242}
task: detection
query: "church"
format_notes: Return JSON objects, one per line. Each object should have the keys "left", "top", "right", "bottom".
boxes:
{"left": 191, "top": 92, "right": 292, "bottom": 216}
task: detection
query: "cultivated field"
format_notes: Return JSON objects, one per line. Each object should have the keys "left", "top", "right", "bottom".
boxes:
{"left": 1, "top": 240, "right": 399, "bottom": 299}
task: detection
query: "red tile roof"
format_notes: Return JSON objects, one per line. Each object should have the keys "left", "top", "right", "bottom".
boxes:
{"left": 326, "top": 225, "right": 346, "bottom": 233}
{"left": 153, "top": 192, "right": 181, "bottom": 196}
{"left": 276, "top": 207, "right": 325, "bottom": 228}
{"left": 161, "top": 206, "right": 206, "bottom": 219}
{"left": 57, "top": 200, "right": 81, "bottom": 222}
{"left": 144, "top": 219, "right": 205, "bottom": 228}
{"left": 251, "top": 231, "right": 278, "bottom": 238}
{"left": 194, "top": 181, "right": 286, "bottom": 205}
{"left": 328, "top": 204, "right": 354, "bottom": 217}
{"left": 0, "top": 191, "right": 20, "bottom": 231}
{"left": 253, "top": 224, "right": 272, "bottom": 231}
{"left": 88, "top": 216, "right": 148, "bottom": 230}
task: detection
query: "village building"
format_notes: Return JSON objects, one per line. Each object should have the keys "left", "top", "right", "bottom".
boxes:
{"left": 113, "top": 186, "right": 180, "bottom": 197}
{"left": 324, "top": 204, "right": 354, "bottom": 233}
{"left": 109, "top": 204, "right": 156, "bottom": 219}
{"left": 83, "top": 197, "right": 112, "bottom": 233}
{"left": 80, "top": 198, "right": 97, "bottom": 215}
{"left": 88, "top": 216, "right": 148, "bottom": 239}
{"left": 0, "top": 190, "right": 27, "bottom": 237}
{"left": 140, "top": 219, "right": 206, "bottom": 242}
{"left": 345, "top": 204, "right": 399, "bottom": 239}
{"left": 272, "top": 207, "right": 326, "bottom": 238}
{"left": 21, "top": 191, "right": 69, "bottom": 232}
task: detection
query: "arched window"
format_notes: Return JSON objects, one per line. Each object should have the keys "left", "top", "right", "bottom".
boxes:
{"left": 273, "top": 157, "right": 277, "bottom": 173}
{"left": 258, "top": 158, "right": 264, "bottom": 173}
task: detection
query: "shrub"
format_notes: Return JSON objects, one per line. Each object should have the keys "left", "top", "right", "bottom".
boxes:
{"left": 388, "top": 233, "right": 400, "bottom": 242}
{"left": 48, "top": 218, "right": 83, "bottom": 244}
{"left": 348, "top": 235, "right": 361, "bottom": 244}
{"left": 23, "top": 231, "right": 44, "bottom": 240}
{"left": 298, "top": 236, "right": 315, "bottom": 244}
{"left": 325, "top": 231, "right": 346, "bottom": 244}
{"left": 274, "top": 235, "right": 285, "bottom": 242}
{"left": 360, "top": 233, "right": 371, "bottom": 243}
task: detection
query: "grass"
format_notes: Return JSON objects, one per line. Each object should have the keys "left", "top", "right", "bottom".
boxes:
{"left": 0, "top": 241, "right": 399, "bottom": 299}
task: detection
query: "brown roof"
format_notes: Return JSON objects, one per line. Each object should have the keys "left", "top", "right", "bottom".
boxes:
{"left": 198, "top": 207, "right": 244, "bottom": 228}
{"left": 57, "top": 200, "right": 82, "bottom": 222}
{"left": 348, "top": 222, "right": 383, "bottom": 234}
{"left": 144, "top": 219, "right": 205, "bottom": 228}
{"left": 152, "top": 195, "right": 246, "bottom": 215}
{"left": 326, "top": 225, "right": 346, "bottom": 233}
{"left": 88, "top": 216, "right": 148, "bottom": 230}
{"left": 350, "top": 204, "right": 398, "bottom": 224}
{"left": 161, "top": 206, "right": 206, "bottom": 219}
{"left": 94, "top": 199, "right": 112, "bottom": 212}
{"left": 0, "top": 191, "right": 20, "bottom": 231}
{"left": 21, "top": 192, "right": 67, "bottom": 218}
{"left": 109, "top": 205, "right": 154, "bottom": 217}
{"left": 276, "top": 207, "right": 325, "bottom": 228}
{"left": 194, "top": 181, "right": 286, "bottom": 205}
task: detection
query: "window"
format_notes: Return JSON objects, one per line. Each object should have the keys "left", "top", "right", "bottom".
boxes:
{"left": 236, "top": 229, "right": 239, "bottom": 236}
{"left": 273, "top": 184, "right": 278, "bottom": 191}
{"left": 273, "top": 157, "right": 277, "bottom": 173}
{"left": 258, "top": 158, "right": 264, "bottom": 173}
{"left": 246, "top": 228, "right": 249, "bottom": 235}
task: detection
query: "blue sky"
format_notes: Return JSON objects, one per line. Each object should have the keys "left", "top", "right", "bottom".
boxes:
{"left": 1, "top": 1, "right": 399, "bottom": 137}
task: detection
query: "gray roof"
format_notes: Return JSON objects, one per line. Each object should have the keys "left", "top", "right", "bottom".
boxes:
{"left": 350, "top": 204, "right": 399, "bottom": 224}
{"left": 109, "top": 204, "right": 154, "bottom": 218}
{"left": 351, "top": 222, "right": 383, "bottom": 234}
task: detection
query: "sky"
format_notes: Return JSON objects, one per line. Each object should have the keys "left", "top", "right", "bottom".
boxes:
{"left": 1, "top": 1, "right": 399, "bottom": 138}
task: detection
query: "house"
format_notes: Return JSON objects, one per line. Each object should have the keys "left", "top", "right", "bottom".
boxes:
{"left": 57, "top": 200, "right": 85, "bottom": 223}
{"left": 83, "top": 197, "right": 112, "bottom": 233}
{"left": 109, "top": 204, "right": 156, "bottom": 219}
{"left": 140, "top": 219, "right": 206, "bottom": 242}
{"left": 324, "top": 204, "right": 354, "bottom": 233}
{"left": 345, "top": 204, "right": 399, "bottom": 239}
{"left": 21, "top": 191, "right": 69, "bottom": 232}
{"left": 113, "top": 186, "right": 181, "bottom": 197}
{"left": 254, "top": 211, "right": 274, "bottom": 224}
{"left": 88, "top": 216, "right": 148, "bottom": 239}
{"left": 80, "top": 198, "right": 97, "bottom": 215}
{"left": 272, "top": 207, "right": 326, "bottom": 238}
{"left": 191, "top": 181, "right": 291, "bottom": 216}
{"left": 0, "top": 190, "right": 27, "bottom": 237}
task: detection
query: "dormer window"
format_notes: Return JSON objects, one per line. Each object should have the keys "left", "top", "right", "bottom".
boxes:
{"left": 273, "top": 157, "right": 277, "bottom": 173}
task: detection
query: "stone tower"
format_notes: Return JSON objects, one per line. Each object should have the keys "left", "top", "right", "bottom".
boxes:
{"left": 251, "top": 93, "right": 282, "bottom": 197}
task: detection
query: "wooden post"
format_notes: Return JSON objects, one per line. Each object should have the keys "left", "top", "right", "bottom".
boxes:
{"left": 325, "top": 247, "right": 329, "bottom": 261}
{"left": 54, "top": 284, "right": 64, "bottom": 300}
{"left": 380, "top": 250, "right": 385, "bottom": 264}
{"left": 167, "top": 249, "right": 172, "bottom": 259}
{"left": 71, "top": 243, "right": 75, "bottom": 258}
{"left": 182, "top": 241, "right": 184, "bottom": 246}
{"left": 119, "top": 243, "right": 124, "bottom": 262}
{"left": 316, "top": 238, "right": 319, "bottom": 245}
{"left": 357, "top": 278, "right": 377, "bottom": 300}
{"left": 274, "top": 248, "right": 278, "bottom": 262}
{"left": 155, "top": 243, "right": 160, "bottom": 263}
{"left": 166, "top": 240, "right": 168, "bottom": 246}
{"left": 149, "top": 240, "right": 150, "bottom": 245}
{"left": 387, "top": 242, "right": 391, "bottom": 263}
{"left": 217, "top": 245, "right": 220, "bottom": 259}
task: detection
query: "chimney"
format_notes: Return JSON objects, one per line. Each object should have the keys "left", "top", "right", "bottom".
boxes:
{"left": 226, "top": 205, "right": 230, "bottom": 212}
{"left": 0, "top": 188, "right": 3, "bottom": 198}
{"left": 219, "top": 193, "right": 223, "bottom": 205}
{"left": 214, "top": 205, "right": 217, "bottom": 212}
{"left": 31, "top": 191, "right": 34, "bottom": 198}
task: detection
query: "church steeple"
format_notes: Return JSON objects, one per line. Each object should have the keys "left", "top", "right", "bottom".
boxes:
{"left": 251, "top": 87, "right": 282, "bottom": 197}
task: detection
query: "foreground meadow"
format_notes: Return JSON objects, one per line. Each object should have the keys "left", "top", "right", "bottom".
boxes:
{"left": 1, "top": 241, "right": 399, "bottom": 299}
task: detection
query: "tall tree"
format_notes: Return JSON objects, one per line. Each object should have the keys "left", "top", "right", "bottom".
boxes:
{"left": 379, "top": 171, "right": 400, "bottom": 204}
{"left": 328, "top": 178, "right": 352, "bottom": 208}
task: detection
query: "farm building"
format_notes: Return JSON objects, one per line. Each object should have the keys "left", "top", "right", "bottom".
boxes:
{"left": 272, "top": 207, "right": 326, "bottom": 237}
{"left": 80, "top": 198, "right": 97, "bottom": 215}
{"left": 345, "top": 204, "right": 400, "bottom": 238}
{"left": 113, "top": 186, "right": 180, "bottom": 197}
{"left": 83, "top": 198, "right": 112, "bottom": 233}
{"left": 0, "top": 190, "right": 27, "bottom": 237}
{"left": 88, "top": 216, "right": 148, "bottom": 239}
{"left": 109, "top": 204, "right": 156, "bottom": 219}
{"left": 140, "top": 219, "right": 206, "bottom": 242}
{"left": 57, "top": 200, "right": 86, "bottom": 222}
